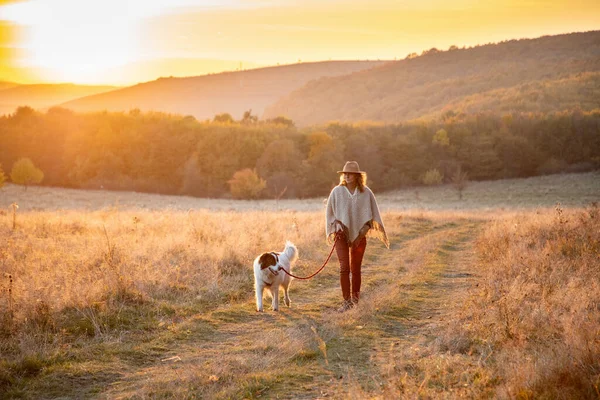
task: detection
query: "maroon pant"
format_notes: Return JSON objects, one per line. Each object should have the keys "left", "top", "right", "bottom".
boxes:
{"left": 335, "top": 233, "right": 367, "bottom": 302}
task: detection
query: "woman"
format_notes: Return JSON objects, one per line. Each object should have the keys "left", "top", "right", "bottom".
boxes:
{"left": 326, "top": 161, "right": 389, "bottom": 312}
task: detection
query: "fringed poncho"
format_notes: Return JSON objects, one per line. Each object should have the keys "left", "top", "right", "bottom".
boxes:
{"left": 326, "top": 185, "right": 389, "bottom": 248}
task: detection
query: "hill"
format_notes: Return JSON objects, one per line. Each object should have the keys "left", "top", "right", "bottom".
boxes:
{"left": 0, "top": 83, "right": 118, "bottom": 116}
{"left": 98, "top": 57, "right": 264, "bottom": 85}
{"left": 0, "top": 81, "right": 19, "bottom": 91}
{"left": 264, "top": 31, "right": 600, "bottom": 126}
{"left": 60, "top": 61, "right": 388, "bottom": 120}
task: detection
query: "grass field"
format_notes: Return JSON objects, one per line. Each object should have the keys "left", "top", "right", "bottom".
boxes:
{"left": 2, "top": 171, "right": 599, "bottom": 212}
{"left": 0, "top": 172, "right": 599, "bottom": 399}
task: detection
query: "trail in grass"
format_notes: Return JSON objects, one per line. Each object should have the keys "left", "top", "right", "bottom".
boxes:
{"left": 293, "top": 218, "right": 483, "bottom": 398}
{"left": 99, "top": 217, "right": 483, "bottom": 399}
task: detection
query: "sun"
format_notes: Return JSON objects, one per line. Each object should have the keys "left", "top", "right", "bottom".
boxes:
{"left": 0, "top": 0, "right": 248, "bottom": 84}
{"left": 1, "top": 0, "right": 142, "bottom": 84}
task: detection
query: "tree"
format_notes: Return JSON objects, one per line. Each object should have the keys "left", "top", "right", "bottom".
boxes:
{"left": 342, "top": 132, "right": 384, "bottom": 190}
{"left": 180, "top": 153, "right": 203, "bottom": 196}
{"left": 266, "top": 116, "right": 295, "bottom": 128}
{"left": 495, "top": 133, "right": 540, "bottom": 177}
{"left": 228, "top": 168, "right": 266, "bottom": 199}
{"left": 458, "top": 135, "right": 503, "bottom": 180}
{"left": 451, "top": 166, "right": 469, "bottom": 200}
{"left": 256, "top": 139, "right": 302, "bottom": 180}
{"left": 213, "top": 113, "right": 235, "bottom": 124}
{"left": 421, "top": 47, "right": 440, "bottom": 56}
{"left": 302, "top": 131, "right": 343, "bottom": 196}
{"left": 422, "top": 168, "right": 443, "bottom": 186}
{"left": 13, "top": 106, "right": 35, "bottom": 119}
{"left": 432, "top": 129, "right": 450, "bottom": 147}
{"left": 241, "top": 110, "right": 258, "bottom": 125}
{"left": 0, "top": 164, "right": 5, "bottom": 188}
{"left": 442, "top": 110, "right": 457, "bottom": 121}
{"left": 10, "top": 158, "right": 44, "bottom": 188}
{"left": 256, "top": 139, "right": 302, "bottom": 198}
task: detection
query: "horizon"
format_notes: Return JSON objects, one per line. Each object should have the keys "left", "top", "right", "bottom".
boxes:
{"left": 1, "top": 0, "right": 599, "bottom": 86}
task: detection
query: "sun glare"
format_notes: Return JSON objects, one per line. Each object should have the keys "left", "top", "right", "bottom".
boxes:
{"left": 0, "top": 0, "right": 145, "bottom": 83}
{"left": 0, "top": 0, "right": 251, "bottom": 83}
{"left": 1, "top": 0, "right": 599, "bottom": 84}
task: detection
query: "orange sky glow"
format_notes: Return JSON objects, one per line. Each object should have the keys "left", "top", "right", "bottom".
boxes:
{"left": 0, "top": 0, "right": 599, "bottom": 85}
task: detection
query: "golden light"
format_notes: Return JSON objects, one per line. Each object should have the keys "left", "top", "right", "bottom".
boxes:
{"left": 0, "top": 0, "right": 239, "bottom": 83}
{"left": 0, "top": 0, "right": 599, "bottom": 85}
{"left": 0, "top": 1, "right": 142, "bottom": 83}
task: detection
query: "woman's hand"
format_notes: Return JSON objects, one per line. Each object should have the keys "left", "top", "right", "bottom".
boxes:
{"left": 334, "top": 221, "right": 344, "bottom": 232}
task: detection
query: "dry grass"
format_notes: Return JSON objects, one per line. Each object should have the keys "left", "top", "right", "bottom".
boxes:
{"left": 0, "top": 209, "right": 325, "bottom": 325}
{"left": 462, "top": 204, "right": 600, "bottom": 399}
{"left": 0, "top": 209, "right": 327, "bottom": 397}
{"left": 321, "top": 204, "right": 600, "bottom": 399}
{"left": 0, "top": 172, "right": 598, "bottom": 398}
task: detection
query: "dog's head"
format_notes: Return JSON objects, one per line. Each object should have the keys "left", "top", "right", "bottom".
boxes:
{"left": 258, "top": 252, "right": 279, "bottom": 274}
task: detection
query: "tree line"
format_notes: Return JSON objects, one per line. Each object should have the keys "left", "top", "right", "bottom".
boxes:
{"left": 0, "top": 106, "right": 598, "bottom": 199}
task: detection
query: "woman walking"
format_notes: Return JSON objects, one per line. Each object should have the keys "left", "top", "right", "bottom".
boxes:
{"left": 326, "top": 161, "right": 389, "bottom": 312}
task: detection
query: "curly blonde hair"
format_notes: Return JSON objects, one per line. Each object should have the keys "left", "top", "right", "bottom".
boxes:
{"left": 339, "top": 172, "right": 367, "bottom": 192}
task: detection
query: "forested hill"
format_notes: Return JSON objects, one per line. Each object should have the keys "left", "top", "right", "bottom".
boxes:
{"left": 0, "top": 83, "right": 118, "bottom": 117}
{"left": 264, "top": 31, "right": 600, "bottom": 126}
{"left": 60, "top": 61, "right": 387, "bottom": 120}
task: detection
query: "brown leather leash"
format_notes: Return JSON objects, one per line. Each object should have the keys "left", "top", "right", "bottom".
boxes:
{"left": 279, "top": 232, "right": 340, "bottom": 280}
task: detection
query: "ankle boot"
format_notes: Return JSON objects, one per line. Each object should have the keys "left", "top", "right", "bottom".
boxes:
{"left": 337, "top": 299, "right": 354, "bottom": 313}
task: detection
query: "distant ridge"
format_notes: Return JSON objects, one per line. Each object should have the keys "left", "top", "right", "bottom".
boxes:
{"left": 0, "top": 81, "right": 19, "bottom": 92}
{"left": 0, "top": 83, "right": 118, "bottom": 116}
{"left": 60, "top": 61, "right": 389, "bottom": 120}
{"left": 98, "top": 57, "right": 265, "bottom": 85}
{"left": 264, "top": 31, "right": 600, "bottom": 126}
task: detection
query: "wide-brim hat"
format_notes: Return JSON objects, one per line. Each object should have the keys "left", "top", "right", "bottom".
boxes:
{"left": 337, "top": 161, "right": 365, "bottom": 174}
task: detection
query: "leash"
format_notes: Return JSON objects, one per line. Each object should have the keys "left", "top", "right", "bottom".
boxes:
{"left": 279, "top": 232, "right": 340, "bottom": 280}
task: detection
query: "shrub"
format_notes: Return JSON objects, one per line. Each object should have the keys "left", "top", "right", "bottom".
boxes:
{"left": 422, "top": 168, "right": 443, "bottom": 186}
{"left": 213, "top": 113, "right": 234, "bottom": 124}
{"left": 10, "top": 158, "right": 44, "bottom": 188}
{"left": 228, "top": 169, "right": 266, "bottom": 199}
{"left": 266, "top": 116, "right": 295, "bottom": 127}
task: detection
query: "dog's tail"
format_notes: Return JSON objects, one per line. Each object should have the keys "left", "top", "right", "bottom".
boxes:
{"left": 283, "top": 241, "right": 298, "bottom": 263}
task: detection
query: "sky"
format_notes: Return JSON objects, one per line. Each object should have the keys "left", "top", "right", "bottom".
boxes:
{"left": 0, "top": 0, "right": 599, "bottom": 85}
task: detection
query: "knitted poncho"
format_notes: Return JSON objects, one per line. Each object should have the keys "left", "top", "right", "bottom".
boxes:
{"left": 326, "top": 185, "right": 389, "bottom": 248}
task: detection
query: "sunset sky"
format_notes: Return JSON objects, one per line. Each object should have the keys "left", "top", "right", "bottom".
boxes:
{"left": 0, "top": 0, "right": 599, "bottom": 85}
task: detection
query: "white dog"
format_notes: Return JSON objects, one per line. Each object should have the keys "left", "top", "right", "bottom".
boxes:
{"left": 253, "top": 241, "right": 298, "bottom": 312}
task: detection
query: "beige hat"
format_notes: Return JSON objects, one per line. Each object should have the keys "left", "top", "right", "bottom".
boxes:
{"left": 337, "top": 161, "right": 365, "bottom": 174}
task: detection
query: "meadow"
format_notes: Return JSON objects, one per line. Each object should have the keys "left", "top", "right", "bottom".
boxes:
{"left": 0, "top": 171, "right": 599, "bottom": 399}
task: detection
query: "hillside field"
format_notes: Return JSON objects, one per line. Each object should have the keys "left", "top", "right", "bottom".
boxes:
{"left": 0, "top": 172, "right": 598, "bottom": 398}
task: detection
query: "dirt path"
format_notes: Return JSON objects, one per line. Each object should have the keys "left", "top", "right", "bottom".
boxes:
{"left": 100, "top": 217, "right": 483, "bottom": 399}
